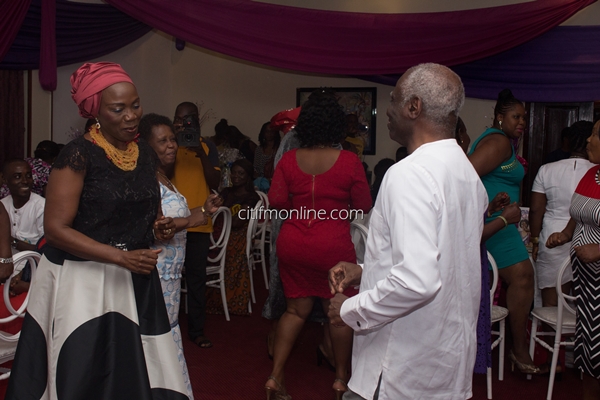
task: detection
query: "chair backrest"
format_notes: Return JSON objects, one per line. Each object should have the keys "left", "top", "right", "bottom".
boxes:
{"left": 557, "top": 257, "right": 576, "bottom": 315}
{"left": 350, "top": 221, "right": 368, "bottom": 263}
{"left": 256, "top": 190, "right": 269, "bottom": 209}
{"left": 0, "top": 251, "right": 41, "bottom": 326}
{"left": 208, "top": 207, "right": 232, "bottom": 264}
{"left": 488, "top": 251, "right": 499, "bottom": 307}
{"left": 246, "top": 199, "right": 264, "bottom": 258}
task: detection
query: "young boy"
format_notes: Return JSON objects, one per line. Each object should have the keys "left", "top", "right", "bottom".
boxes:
{"left": 0, "top": 159, "right": 45, "bottom": 252}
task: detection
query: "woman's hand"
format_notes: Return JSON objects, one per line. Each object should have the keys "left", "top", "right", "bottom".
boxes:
{"left": 488, "top": 192, "right": 510, "bottom": 216}
{"left": 154, "top": 216, "right": 176, "bottom": 241}
{"left": 501, "top": 202, "right": 521, "bottom": 225}
{"left": 546, "top": 232, "right": 571, "bottom": 248}
{"left": 574, "top": 244, "right": 600, "bottom": 264}
{"left": 118, "top": 248, "right": 161, "bottom": 274}
{"left": 531, "top": 243, "right": 539, "bottom": 261}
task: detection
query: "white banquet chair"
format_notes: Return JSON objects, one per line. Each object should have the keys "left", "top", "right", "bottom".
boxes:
{"left": 0, "top": 250, "right": 41, "bottom": 380}
{"left": 487, "top": 251, "right": 509, "bottom": 399}
{"left": 204, "top": 207, "right": 233, "bottom": 321}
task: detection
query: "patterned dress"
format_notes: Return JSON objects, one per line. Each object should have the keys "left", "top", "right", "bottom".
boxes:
{"left": 570, "top": 165, "right": 600, "bottom": 377}
{"left": 152, "top": 183, "right": 194, "bottom": 399}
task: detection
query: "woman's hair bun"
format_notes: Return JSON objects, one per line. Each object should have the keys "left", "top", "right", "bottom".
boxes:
{"left": 497, "top": 89, "right": 514, "bottom": 102}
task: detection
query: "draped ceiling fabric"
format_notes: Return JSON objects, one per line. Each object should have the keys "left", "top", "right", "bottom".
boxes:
{"left": 105, "top": 0, "right": 593, "bottom": 75}
{"left": 0, "top": 0, "right": 151, "bottom": 90}
{"left": 1, "top": 0, "right": 599, "bottom": 101}
{"left": 362, "top": 26, "right": 600, "bottom": 102}
{"left": 0, "top": 0, "right": 32, "bottom": 63}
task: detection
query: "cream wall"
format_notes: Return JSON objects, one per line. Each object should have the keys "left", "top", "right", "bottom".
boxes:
{"left": 37, "top": 1, "right": 600, "bottom": 169}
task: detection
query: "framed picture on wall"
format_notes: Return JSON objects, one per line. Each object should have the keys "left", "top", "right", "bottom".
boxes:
{"left": 296, "top": 87, "right": 377, "bottom": 155}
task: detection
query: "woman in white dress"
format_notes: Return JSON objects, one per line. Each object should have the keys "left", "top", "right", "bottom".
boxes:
{"left": 530, "top": 120, "right": 595, "bottom": 306}
{"left": 138, "top": 113, "right": 222, "bottom": 399}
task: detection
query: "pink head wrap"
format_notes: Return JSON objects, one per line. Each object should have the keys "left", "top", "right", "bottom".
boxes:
{"left": 70, "top": 62, "right": 135, "bottom": 119}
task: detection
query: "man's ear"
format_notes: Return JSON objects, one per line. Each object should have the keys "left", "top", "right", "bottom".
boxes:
{"left": 406, "top": 96, "right": 422, "bottom": 119}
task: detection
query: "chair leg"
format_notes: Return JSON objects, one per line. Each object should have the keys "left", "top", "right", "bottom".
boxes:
{"left": 528, "top": 317, "right": 539, "bottom": 380}
{"left": 546, "top": 341, "right": 560, "bottom": 400}
{"left": 220, "top": 279, "right": 230, "bottom": 321}
{"left": 499, "top": 320, "right": 505, "bottom": 381}
{"left": 248, "top": 257, "right": 256, "bottom": 304}
{"left": 260, "top": 243, "right": 269, "bottom": 290}
{"left": 487, "top": 366, "right": 493, "bottom": 399}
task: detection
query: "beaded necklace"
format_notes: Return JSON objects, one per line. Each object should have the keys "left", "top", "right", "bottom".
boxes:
{"left": 89, "top": 126, "right": 139, "bottom": 171}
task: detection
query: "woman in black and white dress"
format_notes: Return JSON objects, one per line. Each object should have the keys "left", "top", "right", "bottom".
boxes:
{"left": 7, "top": 62, "right": 189, "bottom": 399}
{"left": 547, "top": 120, "right": 600, "bottom": 399}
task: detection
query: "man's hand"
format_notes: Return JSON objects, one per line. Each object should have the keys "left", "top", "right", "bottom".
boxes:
{"left": 328, "top": 293, "right": 349, "bottom": 327}
{"left": 328, "top": 261, "right": 362, "bottom": 294}
{"left": 205, "top": 193, "right": 223, "bottom": 214}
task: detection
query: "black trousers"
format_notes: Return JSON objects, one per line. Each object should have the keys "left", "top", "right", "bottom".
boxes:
{"left": 185, "top": 231, "right": 210, "bottom": 340}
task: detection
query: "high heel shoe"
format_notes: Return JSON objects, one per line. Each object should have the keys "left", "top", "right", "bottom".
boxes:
{"left": 265, "top": 376, "right": 291, "bottom": 400}
{"left": 317, "top": 345, "right": 336, "bottom": 372}
{"left": 508, "top": 350, "right": 542, "bottom": 374}
{"left": 333, "top": 378, "right": 348, "bottom": 400}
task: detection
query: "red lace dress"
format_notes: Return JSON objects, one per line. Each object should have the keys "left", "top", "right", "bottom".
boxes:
{"left": 269, "top": 149, "right": 371, "bottom": 299}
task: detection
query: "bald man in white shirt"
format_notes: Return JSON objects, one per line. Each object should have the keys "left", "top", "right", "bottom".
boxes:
{"left": 328, "top": 63, "right": 488, "bottom": 400}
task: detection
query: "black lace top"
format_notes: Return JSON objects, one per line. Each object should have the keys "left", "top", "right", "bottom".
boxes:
{"left": 53, "top": 136, "right": 159, "bottom": 251}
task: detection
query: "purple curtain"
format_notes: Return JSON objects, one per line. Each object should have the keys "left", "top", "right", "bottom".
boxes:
{"left": 0, "top": 70, "right": 25, "bottom": 167}
{"left": 362, "top": 26, "right": 600, "bottom": 102}
{"left": 104, "top": 0, "right": 594, "bottom": 75}
{"left": 40, "top": 0, "right": 56, "bottom": 91}
{"left": 0, "top": 0, "right": 31, "bottom": 62}
{"left": 0, "top": 0, "right": 151, "bottom": 90}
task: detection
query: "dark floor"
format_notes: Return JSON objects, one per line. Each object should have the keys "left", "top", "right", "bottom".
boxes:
{"left": 0, "top": 268, "right": 584, "bottom": 400}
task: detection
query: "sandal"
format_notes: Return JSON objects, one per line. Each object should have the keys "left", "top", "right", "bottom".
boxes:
{"left": 333, "top": 378, "right": 348, "bottom": 400}
{"left": 193, "top": 336, "right": 213, "bottom": 348}
{"left": 265, "top": 376, "right": 291, "bottom": 400}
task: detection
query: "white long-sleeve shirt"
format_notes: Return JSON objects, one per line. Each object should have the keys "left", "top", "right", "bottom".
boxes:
{"left": 1, "top": 192, "right": 45, "bottom": 248}
{"left": 341, "top": 139, "right": 488, "bottom": 400}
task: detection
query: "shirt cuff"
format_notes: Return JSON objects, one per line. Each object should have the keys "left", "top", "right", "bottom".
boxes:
{"left": 340, "top": 292, "right": 369, "bottom": 332}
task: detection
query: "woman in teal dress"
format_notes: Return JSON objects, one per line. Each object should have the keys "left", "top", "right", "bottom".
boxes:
{"left": 469, "top": 89, "right": 543, "bottom": 374}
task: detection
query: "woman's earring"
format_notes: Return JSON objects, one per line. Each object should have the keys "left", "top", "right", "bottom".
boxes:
{"left": 499, "top": 120, "right": 503, "bottom": 131}
{"left": 95, "top": 118, "right": 101, "bottom": 130}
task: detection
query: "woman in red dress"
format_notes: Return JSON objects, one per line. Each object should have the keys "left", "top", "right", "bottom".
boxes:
{"left": 265, "top": 90, "right": 372, "bottom": 400}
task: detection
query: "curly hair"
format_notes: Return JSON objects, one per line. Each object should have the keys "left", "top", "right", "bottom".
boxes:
{"left": 138, "top": 113, "right": 175, "bottom": 141}
{"left": 258, "top": 122, "right": 281, "bottom": 148}
{"left": 493, "top": 89, "right": 523, "bottom": 121}
{"left": 569, "top": 120, "right": 594, "bottom": 154}
{"left": 295, "top": 89, "right": 346, "bottom": 148}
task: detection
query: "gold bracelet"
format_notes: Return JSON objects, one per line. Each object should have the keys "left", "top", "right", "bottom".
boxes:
{"left": 530, "top": 236, "right": 539, "bottom": 244}
{"left": 496, "top": 215, "right": 508, "bottom": 228}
